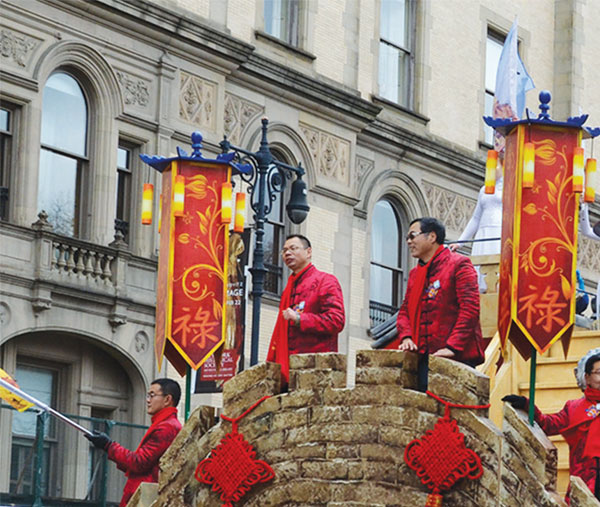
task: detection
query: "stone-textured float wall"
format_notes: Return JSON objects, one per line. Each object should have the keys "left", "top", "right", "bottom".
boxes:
{"left": 150, "top": 351, "right": 598, "bottom": 506}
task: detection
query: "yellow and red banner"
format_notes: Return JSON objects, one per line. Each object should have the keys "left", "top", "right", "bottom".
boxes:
{"left": 155, "top": 161, "right": 231, "bottom": 373}
{"left": 498, "top": 124, "right": 579, "bottom": 359}
{"left": 0, "top": 369, "right": 34, "bottom": 412}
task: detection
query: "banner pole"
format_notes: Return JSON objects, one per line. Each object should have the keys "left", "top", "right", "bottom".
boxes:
{"left": 185, "top": 364, "right": 192, "bottom": 422}
{"left": 528, "top": 347, "right": 537, "bottom": 426}
{"left": 0, "top": 377, "right": 93, "bottom": 436}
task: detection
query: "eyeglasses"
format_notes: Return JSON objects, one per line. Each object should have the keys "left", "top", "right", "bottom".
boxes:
{"left": 405, "top": 231, "right": 426, "bottom": 242}
{"left": 281, "top": 245, "right": 305, "bottom": 255}
{"left": 146, "top": 392, "right": 165, "bottom": 400}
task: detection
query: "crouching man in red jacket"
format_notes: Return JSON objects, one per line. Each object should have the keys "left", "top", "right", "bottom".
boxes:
{"left": 86, "top": 378, "right": 182, "bottom": 506}
{"left": 395, "top": 217, "right": 485, "bottom": 390}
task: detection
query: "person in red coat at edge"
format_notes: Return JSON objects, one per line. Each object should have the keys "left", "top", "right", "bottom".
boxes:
{"left": 267, "top": 234, "right": 345, "bottom": 384}
{"left": 393, "top": 217, "right": 485, "bottom": 391}
{"left": 503, "top": 348, "right": 600, "bottom": 503}
{"left": 85, "top": 378, "right": 182, "bottom": 506}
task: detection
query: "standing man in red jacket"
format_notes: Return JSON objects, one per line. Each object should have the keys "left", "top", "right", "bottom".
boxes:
{"left": 395, "top": 217, "right": 485, "bottom": 390}
{"left": 267, "top": 234, "right": 345, "bottom": 383}
{"left": 85, "top": 378, "right": 182, "bottom": 506}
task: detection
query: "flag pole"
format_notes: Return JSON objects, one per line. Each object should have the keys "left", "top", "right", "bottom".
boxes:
{"left": 528, "top": 347, "right": 537, "bottom": 426}
{"left": 0, "top": 377, "right": 93, "bottom": 436}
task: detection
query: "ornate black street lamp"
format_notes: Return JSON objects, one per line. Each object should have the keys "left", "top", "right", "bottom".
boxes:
{"left": 220, "top": 118, "right": 310, "bottom": 366}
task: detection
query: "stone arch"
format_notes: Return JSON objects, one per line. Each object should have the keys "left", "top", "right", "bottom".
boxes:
{"left": 241, "top": 120, "right": 316, "bottom": 190}
{"left": 358, "top": 168, "right": 430, "bottom": 221}
{"left": 33, "top": 40, "right": 123, "bottom": 118}
{"left": 0, "top": 327, "right": 148, "bottom": 411}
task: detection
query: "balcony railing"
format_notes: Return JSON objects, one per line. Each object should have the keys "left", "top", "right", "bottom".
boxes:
{"left": 0, "top": 403, "right": 148, "bottom": 507}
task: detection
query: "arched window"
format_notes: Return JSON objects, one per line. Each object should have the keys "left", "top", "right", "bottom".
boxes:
{"left": 370, "top": 198, "right": 405, "bottom": 326}
{"left": 38, "top": 72, "right": 88, "bottom": 236}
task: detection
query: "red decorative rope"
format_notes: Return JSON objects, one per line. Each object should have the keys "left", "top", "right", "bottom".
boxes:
{"left": 221, "top": 395, "right": 271, "bottom": 432}
{"left": 426, "top": 390, "right": 490, "bottom": 418}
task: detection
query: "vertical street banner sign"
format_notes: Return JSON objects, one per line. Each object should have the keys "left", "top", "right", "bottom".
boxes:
{"left": 487, "top": 92, "right": 600, "bottom": 360}
{"left": 141, "top": 134, "right": 249, "bottom": 374}
{"left": 196, "top": 228, "right": 250, "bottom": 391}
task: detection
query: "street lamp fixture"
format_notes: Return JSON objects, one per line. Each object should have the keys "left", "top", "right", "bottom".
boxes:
{"left": 219, "top": 117, "right": 310, "bottom": 366}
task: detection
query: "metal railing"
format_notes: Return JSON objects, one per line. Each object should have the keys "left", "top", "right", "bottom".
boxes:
{"left": 0, "top": 403, "right": 148, "bottom": 507}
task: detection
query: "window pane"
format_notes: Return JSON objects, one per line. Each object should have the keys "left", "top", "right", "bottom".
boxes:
{"left": 117, "top": 146, "right": 130, "bottom": 170}
{"left": 484, "top": 91, "right": 495, "bottom": 145}
{"left": 379, "top": 42, "right": 409, "bottom": 106}
{"left": 370, "top": 264, "right": 393, "bottom": 305}
{"left": 12, "top": 366, "right": 54, "bottom": 437}
{"left": 41, "top": 73, "right": 87, "bottom": 156}
{"left": 371, "top": 200, "right": 400, "bottom": 266}
{"left": 0, "top": 108, "right": 9, "bottom": 132}
{"left": 485, "top": 35, "right": 503, "bottom": 93}
{"left": 264, "top": 0, "right": 283, "bottom": 38}
{"left": 380, "top": 0, "right": 408, "bottom": 48}
{"left": 38, "top": 149, "right": 77, "bottom": 236}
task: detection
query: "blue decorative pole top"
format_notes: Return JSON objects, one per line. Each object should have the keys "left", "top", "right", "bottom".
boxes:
{"left": 484, "top": 90, "right": 600, "bottom": 139}
{"left": 139, "top": 131, "right": 250, "bottom": 174}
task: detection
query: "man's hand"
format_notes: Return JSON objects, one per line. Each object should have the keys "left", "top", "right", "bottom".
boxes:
{"left": 501, "top": 394, "right": 527, "bottom": 410}
{"left": 85, "top": 430, "right": 112, "bottom": 450}
{"left": 282, "top": 308, "right": 300, "bottom": 326}
{"left": 448, "top": 243, "right": 460, "bottom": 252}
{"left": 432, "top": 347, "right": 456, "bottom": 359}
{"left": 398, "top": 337, "right": 417, "bottom": 351}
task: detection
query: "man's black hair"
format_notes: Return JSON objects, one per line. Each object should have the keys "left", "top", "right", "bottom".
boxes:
{"left": 585, "top": 353, "right": 600, "bottom": 375}
{"left": 285, "top": 234, "right": 311, "bottom": 248}
{"left": 151, "top": 378, "right": 181, "bottom": 406}
{"left": 409, "top": 217, "right": 446, "bottom": 245}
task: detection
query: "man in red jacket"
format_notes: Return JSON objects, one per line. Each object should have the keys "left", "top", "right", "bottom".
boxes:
{"left": 267, "top": 234, "right": 345, "bottom": 383}
{"left": 503, "top": 349, "right": 600, "bottom": 502}
{"left": 395, "top": 217, "right": 485, "bottom": 390}
{"left": 85, "top": 378, "right": 182, "bottom": 506}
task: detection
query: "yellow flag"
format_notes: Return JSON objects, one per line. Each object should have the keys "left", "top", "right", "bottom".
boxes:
{"left": 0, "top": 369, "right": 34, "bottom": 412}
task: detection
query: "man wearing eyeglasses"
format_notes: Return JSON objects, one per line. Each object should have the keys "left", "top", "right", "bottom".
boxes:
{"left": 267, "top": 234, "right": 345, "bottom": 384}
{"left": 85, "top": 378, "right": 182, "bottom": 506}
{"left": 503, "top": 349, "right": 600, "bottom": 501}
{"left": 394, "top": 217, "right": 485, "bottom": 389}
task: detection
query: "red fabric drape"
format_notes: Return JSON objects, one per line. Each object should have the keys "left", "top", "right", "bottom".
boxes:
{"left": 407, "top": 245, "right": 444, "bottom": 347}
{"left": 266, "top": 263, "right": 313, "bottom": 384}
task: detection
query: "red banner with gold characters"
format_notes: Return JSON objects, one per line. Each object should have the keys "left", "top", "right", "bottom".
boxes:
{"left": 498, "top": 124, "right": 579, "bottom": 359}
{"left": 155, "top": 161, "right": 231, "bottom": 371}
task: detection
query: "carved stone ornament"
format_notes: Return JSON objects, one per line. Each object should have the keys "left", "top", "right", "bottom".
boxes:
{"left": 134, "top": 331, "right": 149, "bottom": 354}
{"left": 578, "top": 235, "right": 600, "bottom": 273}
{"left": 300, "top": 124, "right": 350, "bottom": 183}
{"left": 223, "top": 92, "right": 263, "bottom": 145}
{"left": 0, "top": 29, "right": 37, "bottom": 67}
{"left": 0, "top": 302, "right": 11, "bottom": 327}
{"left": 179, "top": 71, "right": 216, "bottom": 131}
{"left": 422, "top": 182, "right": 476, "bottom": 233}
{"left": 116, "top": 71, "right": 150, "bottom": 107}
{"left": 355, "top": 156, "right": 374, "bottom": 191}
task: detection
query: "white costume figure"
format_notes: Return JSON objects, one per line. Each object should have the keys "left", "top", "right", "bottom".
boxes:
{"left": 579, "top": 203, "right": 600, "bottom": 322}
{"left": 580, "top": 203, "right": 600, "bottom": 241}
{"left": 456, "top": 178, "right": 504, "bottom": 257}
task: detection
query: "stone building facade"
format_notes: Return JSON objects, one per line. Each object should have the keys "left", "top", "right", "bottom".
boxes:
{"left": 0, "top": 0, "right": 599, "bottom": 503}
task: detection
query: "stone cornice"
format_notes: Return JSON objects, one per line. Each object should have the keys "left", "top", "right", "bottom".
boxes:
{"left": 40, "top": 0, "right": 255, "bottom": 68}
{"left": 234, "top": 53, "right": 382, "bottom": 129}
{"left": 360, "top": 119, "right": 485, "bottom": 184}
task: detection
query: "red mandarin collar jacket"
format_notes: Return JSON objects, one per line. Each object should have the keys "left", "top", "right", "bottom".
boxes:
{"left": 396, "top": 247, "right": 485, "bottom": 366}
{"left": 107, "top": 406, "right": 182, "bottom": 506}
{"left": 287, "top": 264, "right": 345, "bottom": 354}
